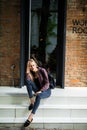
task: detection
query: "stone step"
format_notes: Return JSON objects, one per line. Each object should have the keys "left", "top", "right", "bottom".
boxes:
{"left": 0, "top": 86, "right": 87, "bottom": 97}
{"left": 0, "top": 86, "right": 87, "bottom": 126}
{"left": 0, "top": 104, "right": 87, "bottom": 120}
{"left": 0, "top": 117, "right": 87, "bottom": 124}
{"left": 0, "top": 119, "right": 87, "bottom": 130}
{"left": 0, "top": 104, "right": 87, "bottom": 109}
{"left": 0, "top": 95, "right": 87, "bottom": 105}
{"left": 0, "top": 87, "right": 87, "bottom": 105}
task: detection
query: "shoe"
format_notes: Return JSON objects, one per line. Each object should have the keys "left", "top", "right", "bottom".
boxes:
{"left": 24, "top": 119, "right": 33, "bottom": 127}
{"left": 28, "top": 104, "right": 34, "bottom": 110}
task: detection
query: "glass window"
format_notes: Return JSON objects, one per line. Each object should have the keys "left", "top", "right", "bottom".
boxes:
{"left": 30, "top": 0, "right": 58, "bottom": 78}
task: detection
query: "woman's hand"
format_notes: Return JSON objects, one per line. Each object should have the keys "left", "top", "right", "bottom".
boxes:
{"left": 34, "top": 91, "right": 42, "bottom": 96}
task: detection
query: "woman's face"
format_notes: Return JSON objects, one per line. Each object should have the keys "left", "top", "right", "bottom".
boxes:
{"left": 29, "top": 61, "right": 38, "bottom": 72}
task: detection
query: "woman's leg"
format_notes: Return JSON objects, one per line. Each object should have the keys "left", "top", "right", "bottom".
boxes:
{"left": 26, "top": 79, "right": 39, "bottom": 98}
{"left": 26, "top": 79, "right": 39, "bottom": 105}
{"left": 32, "top": 88, "right": 51, "bottom": 114}
{"left": 24, "top": 88, "right": 51, "bottom": 127}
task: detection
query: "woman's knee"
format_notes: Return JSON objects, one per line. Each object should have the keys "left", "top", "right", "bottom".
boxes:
{"left": 26, "top": 79, "right": 32, "bottom": 85}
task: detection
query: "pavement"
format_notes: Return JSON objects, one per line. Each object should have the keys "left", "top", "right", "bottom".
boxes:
{"left": 0, "top": 127, "right": 55, "bottom": 130}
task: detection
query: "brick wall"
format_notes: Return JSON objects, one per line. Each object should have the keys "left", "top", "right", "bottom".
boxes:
{"left": 0, "top": 0, "right": 20, "bottom": 86}
{"left": 65, "top": 0, "right": 87, "bottom": 87}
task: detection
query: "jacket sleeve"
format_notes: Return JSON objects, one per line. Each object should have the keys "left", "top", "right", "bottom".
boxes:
{"left": 26, "top": 73, "right": 31, "bottom": 80}
{"left": 39, "top": 68, "right": 50, "bottom": 91}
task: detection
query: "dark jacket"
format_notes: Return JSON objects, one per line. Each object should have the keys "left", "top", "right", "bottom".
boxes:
{"left": 26, "top": 67, "right": 50, "bottom": 91}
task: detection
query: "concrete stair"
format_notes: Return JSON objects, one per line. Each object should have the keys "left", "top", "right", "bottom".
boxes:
{"left": 0, "top": 86, "right": 87, "bottom": 129}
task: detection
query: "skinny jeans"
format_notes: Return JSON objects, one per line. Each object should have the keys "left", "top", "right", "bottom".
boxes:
{"left": 26, "top": 79, "right": 51, "bottom": 114}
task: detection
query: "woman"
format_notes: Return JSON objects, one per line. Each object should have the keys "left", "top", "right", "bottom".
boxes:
{"left": 24, "top": 59, "right": 51, "bottom": 127}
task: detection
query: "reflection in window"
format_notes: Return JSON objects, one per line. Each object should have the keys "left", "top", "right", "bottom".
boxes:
{"left": 31, "top": 0, "right": 58, "bottom": 77}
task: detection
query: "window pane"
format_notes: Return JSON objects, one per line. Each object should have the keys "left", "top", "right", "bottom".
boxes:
{"left": 31, "top": 0, "right": 58, "bottom": 78}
